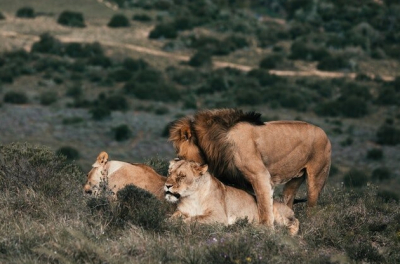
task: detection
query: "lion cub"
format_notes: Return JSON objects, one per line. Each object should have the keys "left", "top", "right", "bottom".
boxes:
{"left": 164, "top": 160, "right": 299, "bottom": 235}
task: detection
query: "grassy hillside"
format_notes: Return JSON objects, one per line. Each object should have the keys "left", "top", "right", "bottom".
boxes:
{"left": 0, "top": 0, "right": 400, "bottom": 261}
{"left": 0, "top": 143, "right": 399, "bottom": 263}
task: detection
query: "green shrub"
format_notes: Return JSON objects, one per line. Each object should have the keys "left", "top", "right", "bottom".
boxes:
{"left": 62, "top": 116, "right": 84, "bottom": 125}
{"left": 375, "top": 86, "right": 400, "bottom": 106}
{"left": 108, "top": 14, "right": 130, "bottom": 27}
{"left": 259, "top": 54, "right": 283, "bottom": 69}
{"left": 247, "top": 69, "right": 282, "bottom": 86}
{"left": 148, "top": 23, "right": 178, "bottom": 39}
{"left": 90, "top": 106, "right": 111, "bottom": 120}
{"left": 366, "top": 148, "right": 383, "bottom": 160}
{"left": 112, "top": 124, "right": 131, "bottom": 141}
{"left": 289, "top": 41, "right": 329, "bottom": 61}
{"left": 124, "top": 81, "right": 180, "bottom": 102}
{"left": 339, "top": 96, "right": 368, "bottom": 118}
{"left": 340, "top": 137, "right": 353, "bottom": 147}
{"left": 31, "top": 33, "right": 63, "bottom": 55}
{"left": 16, "top": 7, "right": 35, "bottom": 18}
{"left": 122, "top": 58, "right": 148, "bottom": 71}
{"left": 3, "top": 91, "right": 28, "bottom": 104}
{"left": 371, "top": 167, "right": 391, "bottom": 182}
{"left": 317, "top": 54, "right": 350, "bottom": 71}
{"left": 133, "top": 14, "right": 152, "bottom": 22}
{"left": 376, "top": 124, "right": 400, "bottom": 145}
{"left": 108, "top": 68, "right": 133, "bottom": 82}
{"left": 55, "top": 146, "right": 80, "bottom": 162}
{"left": 0, "top": 11, "right": 5, "bottom": 20}
{"left": 105, "top": 94, "right": 129, "bottom": 111}
{"left": 314, "top": 100, "right": 341, "bottom": 117}
{"left": 116, "top": 185, "right": 169, "bottom": 231}
{"left": 66, "top": 84, "right": 83, "bottom": 98}
{"left": 40, "top": 91, "right": 58, "bottom": 106}
{"left": 0, "top": 143, "right": 83, "bottom": 199}
{"left": 343, "top": 168, "right": 368, "bottom": 188}
{"left": 88, "top": 55, "right": 112, "bottom": 68}
{"left": 377, "top": 190, "right": 399, "bottom": 202}
{"left": 188, "top": 50, "right": 212, "bottom": 67}
{"left": 57, "top": 11, "right": 85, "bottom": 27}
{"left": 0, "top": 68, "right": 14, "bottom": 83}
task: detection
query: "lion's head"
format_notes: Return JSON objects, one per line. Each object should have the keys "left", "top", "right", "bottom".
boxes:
{"left": 83, "top": 151, "right": 109, "bottom": 196}
{"left": 164, "top": 159, "right": 208, "bottom": 203}
{"left": 168, "top": 117, "right": 205, "bottom": 164}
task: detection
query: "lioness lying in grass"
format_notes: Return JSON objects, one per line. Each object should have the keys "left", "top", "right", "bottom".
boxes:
{"left": 164, "top": 160, "right": 299, "bottom": 235}
{"left": 83, "top": 151, "right": 166, "bottom": 200}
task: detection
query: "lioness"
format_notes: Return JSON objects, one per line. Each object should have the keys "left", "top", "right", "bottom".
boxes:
{"left": 169, "top": 109, "right": 331, "bottom": 227}
{"left": 83, "top": 151, "right": 166, "bottom": 200}
{"left": 165, "top": 160, "right": 299, "bottom": 235}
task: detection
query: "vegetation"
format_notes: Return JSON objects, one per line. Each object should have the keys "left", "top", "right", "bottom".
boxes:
{"left": 0, "top": 143, "right": 399, "bottom": 263}
{"left": 16, "top": 7, "right": 35, "bottom": 18}
{"left": 108, "top": 14, "right": 130, "bottom": 28}
{"left": 57, "top": 11, "right": 86, "bottom": 27}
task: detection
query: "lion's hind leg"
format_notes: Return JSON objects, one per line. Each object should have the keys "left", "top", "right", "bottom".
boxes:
{"left": 305, "top": 157, "right": 331, "bottom": 208}
{"left": 282, "top": 175, "right": 305, "bottom": 209}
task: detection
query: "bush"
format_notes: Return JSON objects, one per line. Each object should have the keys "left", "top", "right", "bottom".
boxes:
{"left": 0, "top": 11, "right": 6, "bottom": 20}
{"left": 40, "top": 91, "right": 58, "bottom": 106}
{"left": 314, "top": 100, "right": 341, "bottom": 117}
{"left": 0, "top": 143, "right": 82, "bottom": 199}
{"left": 108, "top": 14, "right": 130, "bottom": 28}
{"left": 366, "top": 148, "right": 383, "bottom": 160}
{"left": 16, "top": 7, "right": 35, "bottom": 18}
{"left": 339, "top": 96, "right": 368, "bottom": 118}
{"left": 377, "top": 190, "right": 399, "bottom": 202}
{"left": 90, "top": 106, "right": 111, "bottom": 120}
{"left": 112, "top": 124, "right": 131, "bottom": 141}
{"left": 259, "top": 55, "right": 282, "bottom": 69}
{"left": 115, "top": 185, "right": 169, "bottom": 231}
{"left": 3, "top": 91, "right": 28, "bottom": 104}
{"left": 124, "top": 81, "right": 180, "bottom": 102}
{"left": 317, "top": 54, "right": 350, "bottom": 71}
{"left": 57, "top": 11, "right": 85, "bottom": 28}
{"left": 371, "top": 167, "right": 391, "bottom": 182}
{"left": 123, "top": 58, "right": 148, "bottom": 71}
{"left": 188, "top": 50, "right": 212, "bottom": 67}
{"left": 108, "top": 68, "right": 132, "bottom": 82}
{"left": 66, "top": 84, "right": 83, "bottom": 99}
{"left": 133, "top": 14, "right": 152, "bottom": 22}
{"left": 343, "top": 169, "right": 368, "bottom": 188}
{"left": 376, "top": 124, "right": 400, "bottom": 145}
{"left": 55, "top": 146, "right": 80, "bottom": 162}
{"left": 148, "top": 23, "right": 178, "bottom": 39}
{"left": 104, "top": 94, "right": 129, "bottom": 111}
{"left": 31, "top": 33, "right": 63, "bottom": 55}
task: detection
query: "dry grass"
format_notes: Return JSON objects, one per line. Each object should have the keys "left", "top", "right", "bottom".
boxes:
{"left": 0, "top": 142, "right": 399, "bottom": 263}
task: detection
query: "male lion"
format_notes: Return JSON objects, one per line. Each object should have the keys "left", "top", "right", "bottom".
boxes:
{"left": 169, "top": 108, "right": 331, "bottom": 227}
{"left": 83, "top": 151, "right": 166, "bottom": 200}
{"left": 165, "top": 160, "right": 299, "bottom": 235}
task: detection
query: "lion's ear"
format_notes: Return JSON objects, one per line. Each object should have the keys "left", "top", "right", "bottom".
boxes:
{"left": 93, "top": 151, "right": 108, "bottom": 167}
{"left": 180, "top": 125, "right": 192, "bottom": 141}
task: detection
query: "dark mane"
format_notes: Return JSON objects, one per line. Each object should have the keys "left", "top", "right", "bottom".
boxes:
{"left": 192, "top": 109, "right": 264, "bottom": 191}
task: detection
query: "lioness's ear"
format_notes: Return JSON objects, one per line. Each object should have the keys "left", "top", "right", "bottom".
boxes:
{"left": 193, "top": 163, "right": 208, "bottom": 175}
{"left": 93, "top": 151, "right": 108, "bottom": 167}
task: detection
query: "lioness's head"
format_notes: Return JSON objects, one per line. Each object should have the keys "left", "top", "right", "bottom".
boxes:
{"left": 83, "top": 151, "right": 109, "bottom": 196}
{"left": 164, "top": 160, "right": 208, "bottom": 203}
{"left": 168, "top": 117, "right": 205, "bottom": 164}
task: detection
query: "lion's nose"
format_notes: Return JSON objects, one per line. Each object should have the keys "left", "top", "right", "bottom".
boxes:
{"left": 85, "top": 189, "right": 93, "bottom": 195}
{"left": 165, "top": 184, "right": 173, "bottom": 190}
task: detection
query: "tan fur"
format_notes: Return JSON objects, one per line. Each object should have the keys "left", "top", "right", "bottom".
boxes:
{"left": 83, "top": 151, "right": 166, "bottom": 200}
{"left": 164, "top": 160, "right": 299, "bottom": 235}
{"left": 169, "top": 109, "right": 331, "bottom": 227}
